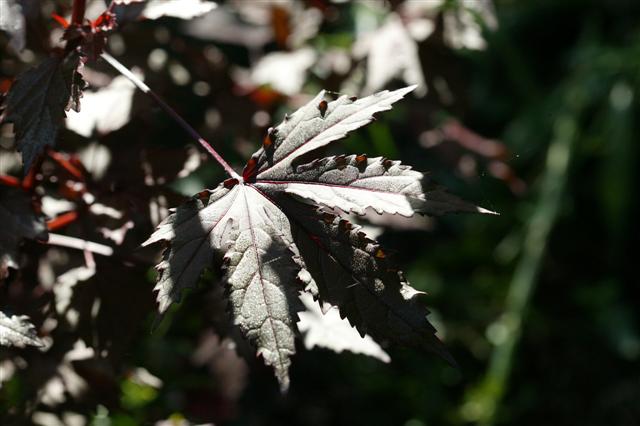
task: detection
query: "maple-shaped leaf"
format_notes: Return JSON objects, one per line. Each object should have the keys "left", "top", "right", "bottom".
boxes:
{"left": 0, "top": 186, "right": 48, "bottom": 280}
{"left": 0, "top": 310, "right": 44, "bottom": 348}
{"left": 144, "top": 183, "right": 302, "bottom": 391}
{"left": 1, "top": 52, "right": 86, "bottom": 172}
{"left": 145, "top": 86, "right": 495, "bottom": 390}
{"left": 272, "top": 194, "right": 454, "bottom": 363}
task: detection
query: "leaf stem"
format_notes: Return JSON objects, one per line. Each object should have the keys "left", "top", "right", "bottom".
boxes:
{"left": 100, "top": 52, "right": 241, "bottom": 180}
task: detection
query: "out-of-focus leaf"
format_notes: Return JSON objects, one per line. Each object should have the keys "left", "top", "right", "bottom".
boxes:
{"left": 354, "top": 13, "right": 426, "bottom": 96}
{"left": 442, "top": 0, "right": 497, "bottom": 50}
{"left": 184, "top": 1, "right": 320, "bottom": 49}
{"left": 1, "top": 53, "right": 86, "bottom": 172}
{"left": 298, "top": 293, "right": 390, "bottom": 363}
{"left": 399, "top": 0, "right": 497, "bottom": 50}
{"left": 0, "top": 0, "right": 25, "bottom": 52}
{"left": 66, "top": 75, "right": 136, "bottom": 137}
{"left": 142, "top": 0, "right": 217, "bottom": 20}
{"left": 0, "top": 186, "right": 47, "bottom": 279}
{"left": 191, "top": 329, "right": 249, "bottom": 400}
{"left": 249, "top": 48, "right": 316, "bottom": 96}
{"left": 115, "top": 0, "right": 217, "bottom": 21}
{"left": 38, "top": 340, "right": 95, "bottom": 407}
{"left": 0, "top": 311, "right": 43, "bottom": 347}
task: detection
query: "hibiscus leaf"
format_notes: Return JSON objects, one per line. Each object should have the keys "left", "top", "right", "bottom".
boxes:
{"left": 145, "top": 86, "right": 494, "bottom": 390}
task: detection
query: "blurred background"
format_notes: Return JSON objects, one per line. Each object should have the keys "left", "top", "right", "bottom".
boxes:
{"left": 1, "top": 0, "right": 639, "bottom": 425}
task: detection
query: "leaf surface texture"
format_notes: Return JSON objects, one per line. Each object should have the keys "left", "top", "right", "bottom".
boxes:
{"left": 146, "top": 86, "right": 493, "bottom": 388}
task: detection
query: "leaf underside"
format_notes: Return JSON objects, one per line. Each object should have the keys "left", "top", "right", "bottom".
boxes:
{"left": 145, "top": 86, "right": 495, "bottom": 390}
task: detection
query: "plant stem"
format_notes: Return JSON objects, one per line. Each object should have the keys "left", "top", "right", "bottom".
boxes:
{"left": 46, "top": 233, "right": 113, "bottom": 256}
{"left": 71, "top": 0, "right": 86, "bottom": 25}
{"left": 100, "top": 52, "right": 241, "bottom": 180}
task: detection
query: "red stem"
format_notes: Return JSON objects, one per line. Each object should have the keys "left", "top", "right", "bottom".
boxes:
{"left": 71, "top": 0, "right": 86, "bottom": 24}
{"left": 100, "top": 52, "right": 241, "bottom": 180}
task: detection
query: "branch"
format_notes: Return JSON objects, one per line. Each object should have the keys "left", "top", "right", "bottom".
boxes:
{"left": 100, "top": 52, "right": 241, "bottom": 181}
{"left": 45, "top": 233, "right": 114, "bottom": 256}
{"left": 71, "top": 0, "right": 86, "bottom": 25}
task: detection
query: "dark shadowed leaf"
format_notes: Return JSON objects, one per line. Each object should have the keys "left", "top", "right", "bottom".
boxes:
{"left": 0, "top": 186, "right": 48, "bottom": 279}
{"left": 273, "top": 195, "right": 454, "bottom": 363}
{"left": 1, "top": 53, "right": 86, "bottom": 172}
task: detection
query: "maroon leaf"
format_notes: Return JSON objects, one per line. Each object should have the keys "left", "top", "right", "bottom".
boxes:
{"left": 145, "top": 86, "right": 494, "bottom": 389}
{"left": 0, "top": 186, "right": 48, "bottom": 280}
{"left": 1, "top": 52, "right": 86, "bottom": 172}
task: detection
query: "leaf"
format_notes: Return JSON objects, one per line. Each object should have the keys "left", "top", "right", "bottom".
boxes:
{"left": 1, "top": 53, "right": 86, "bottom": 172}
{"left": 0, "top": 186, "right": 48, "bottom": 280}
{"left": 249, "top": 48, "right": 316, "bottom": 96}
{"left": 144, "top": 183, "right": 302, "bottom": 391}
{"left": 221, "top": 185, "right": 302, "bottom": 391}
{"left": 143, "top": 185, "right": 237, "bottom": 313}
{"left": 298, "top": 292, "right": 390, "bottom": 363}
{"left": 114, "top": 0, "right": 217, "bottom": 21}
{"left": 145, "top": 86, "right": 494, "bottom": 389}
{"left": 242, "top": 85, "right": 417, "bottom": 181}
{"left": 142, "top": 0, "right": 217, "bottom": 20}
{"left": 65, "top": 75, "right": 136, "bottom": 137}
{"left": 273, "top": 195, "right": 454, "bottom": 363}
{"left": 255, "top": 154, "right": 496, "bottom": 217}
{"left": 354, "top": 13, "right": 426, "bottom": 96}
{"left": 0, "top": 0, "right": 25, "bottom": 52}
{"left": 0, "top": 310, "right": 44, "bottom": 347}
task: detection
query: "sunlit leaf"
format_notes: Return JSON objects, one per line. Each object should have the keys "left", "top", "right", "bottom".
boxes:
{"left": 145, "top": 86, "right": 493, "bottom": 389}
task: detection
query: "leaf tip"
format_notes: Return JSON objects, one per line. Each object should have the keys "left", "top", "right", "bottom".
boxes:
{"left": 476, "top": 206, "right": 499, "bottom": 215}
